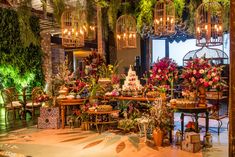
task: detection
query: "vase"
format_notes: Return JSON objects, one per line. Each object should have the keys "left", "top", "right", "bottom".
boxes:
{"left": 198, "top": 85, "right": 206, "bottom": 107}
{"left": 153, "top": 128, "right": 163, "bottom": 147}
{"left": 81, "top": 122, "right": 90, "bottom": 131}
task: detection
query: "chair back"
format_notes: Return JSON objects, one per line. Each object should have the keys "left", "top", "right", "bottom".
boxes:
{"left": 31, "top": 87, "right": 44, "bottom": 104}
{"left": 7, "top": 87, "right": 19, "bottom": 101}
{"left": 1, "top": 88, "right": 13, "bottom": 108}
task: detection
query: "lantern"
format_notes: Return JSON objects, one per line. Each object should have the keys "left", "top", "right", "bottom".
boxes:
{"left": 116, "top": 15, "right": 137, "bottom": 50}
{"left": 154, "top": 0, "right": 175, "bottom": 36}
{"left": 195, "top": 1, "right": 223, "bottom": 47}
{"left": 61, "top": 9, "right": 85, "bottom": 48}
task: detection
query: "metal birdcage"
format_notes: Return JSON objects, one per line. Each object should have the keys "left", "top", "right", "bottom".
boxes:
{"left": 154, "top": 0, "right": 175, "bottom": 36}
{"left": 195, "top": 1, "right": 223, "bottom": 47}
{"left": 116, "top": 15, "right": 137, "bottom": 50}
{"left": 61, "top": 9, "right": 86, "bottom": 48}
{"left": 183, "top": 46, "right": 228, "bottom": 66}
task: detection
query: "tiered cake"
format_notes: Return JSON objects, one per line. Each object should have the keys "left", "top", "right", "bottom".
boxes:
{"left": 122, "top": 65, "right": 142, "bottom": 96}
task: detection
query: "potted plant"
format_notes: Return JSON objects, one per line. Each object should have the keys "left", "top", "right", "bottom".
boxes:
{"left": 150, "top": 104, "right": 174, "bottom": 146}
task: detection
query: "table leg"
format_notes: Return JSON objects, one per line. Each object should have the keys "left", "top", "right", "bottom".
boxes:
{"left": 195, "top": 114, "right": 199, "bottom": 133}
{"left": 206, "top": 111, "right": 209, "bottom": 135}
{"left": 181, "top": 113, "right": 184, "bottom": 137}
{"left": 95, "top": 115, "right": 100, "bottom": 133}
{"left": 61, "top": 105, "right": 65, "bottom": 129}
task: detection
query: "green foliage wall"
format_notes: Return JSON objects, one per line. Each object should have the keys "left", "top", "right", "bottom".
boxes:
{"left": 0, "top": 8, "right": 44, "bottom": 94}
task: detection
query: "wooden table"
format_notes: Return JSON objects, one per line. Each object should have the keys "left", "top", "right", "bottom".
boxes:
{"left": 171, "top": 104, "right": 213, "bottom": 137}
{"left": 117, "top": 96, "right": 161, "bottom": 102}
{"left": 58, "top": 98, "right": 87, "bottom": 129}
{"left": 86, "top": 110, "right": 120, "bottom": 133}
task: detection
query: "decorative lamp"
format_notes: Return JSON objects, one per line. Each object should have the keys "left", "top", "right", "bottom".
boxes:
{"left": 61, "top": 9, "right": 85, "bottom": 48}
{"left": 116, "top": 15, "right": 137, "bottom": 50}
{"left": 154, "top": 0, "right": 175, "bottom": 36}
{"left": 195, "top": 1, "right": 223, "bottom": 47}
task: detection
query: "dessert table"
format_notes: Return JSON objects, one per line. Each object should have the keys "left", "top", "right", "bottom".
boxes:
{"left": 58, "top": 98, "right": 87, "bottom": 129}
{"left": 171, "top": 104, "right": 213, "bottom": 137}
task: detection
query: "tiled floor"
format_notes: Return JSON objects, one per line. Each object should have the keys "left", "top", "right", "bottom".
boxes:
{"left": 0, "top": 107, "right": 229, "bottom": 157}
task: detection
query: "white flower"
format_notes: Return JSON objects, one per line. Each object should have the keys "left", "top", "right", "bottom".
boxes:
{"left": 158, "top": 69, "right": 161, "bottom": 73}
{"left": 199, "top": 69, "right": 204, "bottom": 74}
{"left": 193, "top": 70, "right": 197, "bottom": 74}
{"left": 211, "top": 73, "right": 216, "bottom": 77}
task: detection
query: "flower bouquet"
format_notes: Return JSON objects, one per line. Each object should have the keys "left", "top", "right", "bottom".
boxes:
{"left": 150, "top": 57, "right": 178, "bottom": 85}
{"left": 181, "top": 58, "right": 226, "bottom": 106}
{"left": 181, "top": 58, "right": 225, "bottom": 90}
{"left": 185, "top": 121, "right": 197, "bottom": 132}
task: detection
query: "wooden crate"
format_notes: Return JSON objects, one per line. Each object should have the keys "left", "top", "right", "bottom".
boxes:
{"left": 182, "top": 140, "right": 201, "bottom": 153}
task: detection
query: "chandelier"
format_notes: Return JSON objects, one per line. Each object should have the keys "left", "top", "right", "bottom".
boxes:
{"left": 116, "top": 15, "right": 137, "bottom": 50}
{"left": 195, "top": 1, "right": 223, "bottom": 47}
{"left": 61, "top": 9, "right": 86, "bottom": 48}
{"left": 154, "top": 0, "right": 175, "bottom": 36}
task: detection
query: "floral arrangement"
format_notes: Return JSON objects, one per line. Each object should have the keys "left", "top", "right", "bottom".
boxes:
{"left": 71, "top": 80, "right": 87, "bottom": 94}
{"left": 83, "top": 50, "right": 105, "bottom": 77}
{"left": 185, "top": 121, "right": 197, "bottom": 132}
{"left": 181, "top": 58, "right": 225, "bottom": 90}
{"left": 111, "top": 74, "right": 120, "bottom": 84}
{"left": 118, "top": 119, "right": 136, "bottom": 132}
{"left": 150, "top": 57, "right": 178, "bottom": 85}
{"left": 35, "top": 94, "right": 51, "bottom": 103}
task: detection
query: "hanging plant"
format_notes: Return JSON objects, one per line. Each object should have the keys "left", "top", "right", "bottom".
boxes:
{"left": 107, "top": 0, "right": 121, "bottom": 30}
{"left": 136, "top": 0, "right": 154, "bottom": 33}
{"left": 50, "top": 0, "right": 65, "bottom": 24}
{"left": 174, "top": 0, "right": 185, "bottom": 20}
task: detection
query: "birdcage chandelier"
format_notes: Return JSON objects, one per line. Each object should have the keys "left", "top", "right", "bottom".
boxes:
{"left": 116, "top": 15, "right": 137, "bottom": 49}
{"left": 195, "top": 1, "right": 223, "bottom": 47}
{"left": 61, "top": 9, "right": 86, "bottom": 48}
{"left": 154, "top": 0, "right": 175, "bottom": 36}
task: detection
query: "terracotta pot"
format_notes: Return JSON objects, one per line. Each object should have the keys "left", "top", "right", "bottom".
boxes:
{"left": 153, "top": 128, "right": 163, "bottom": 147}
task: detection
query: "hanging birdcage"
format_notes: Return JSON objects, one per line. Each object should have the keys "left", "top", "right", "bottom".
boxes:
{"left": 154, "top": 0, "right": 175, "bottom": 36}
{"left": 195, "top": 1, "right": 223, "bottom": 47}
{"left": 61, "top": 9, "right": 86, "bottom": 48}
{"left": 116, "top": 15, "right": 137, "bottom": 49}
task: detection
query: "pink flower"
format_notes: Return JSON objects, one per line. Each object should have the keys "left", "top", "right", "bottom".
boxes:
{"left": 204, "top": 82, "right": 209, "bottom": 87}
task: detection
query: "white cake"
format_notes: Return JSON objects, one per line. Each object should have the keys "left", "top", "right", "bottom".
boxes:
{"left": 122, "top": 65, "right": 143, "bottom": 91}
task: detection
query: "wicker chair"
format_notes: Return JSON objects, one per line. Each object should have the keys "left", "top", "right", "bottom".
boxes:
{"left": 25, "top": 87, "right": 44, "bottom": 119}
{"left": 1, "top": 88, "right": 23, "bottom": 123}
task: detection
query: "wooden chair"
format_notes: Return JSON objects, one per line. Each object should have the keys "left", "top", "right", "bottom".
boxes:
{"left": 1, "top": 88, "right": 23, "bottom": 123}
{"left": 25, "top": 87, "right": 44, "bottom": 119}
